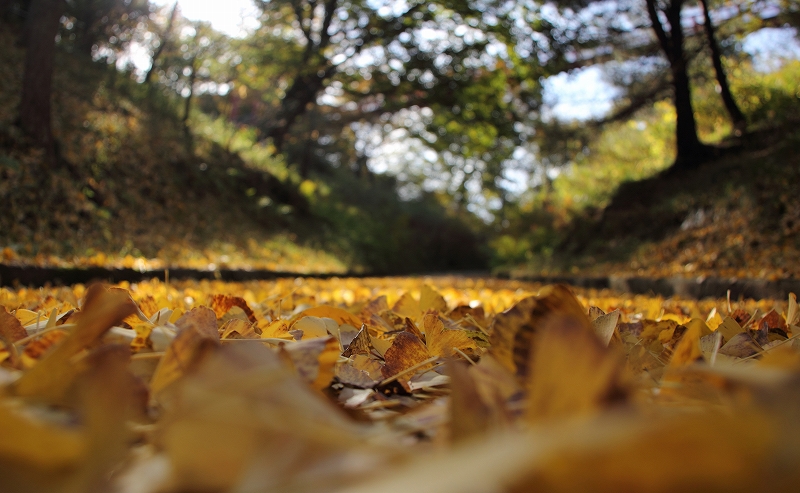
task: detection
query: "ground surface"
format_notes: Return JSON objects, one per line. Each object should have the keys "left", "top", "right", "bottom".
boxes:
{"left": 1, "top": 277, "right": 799, "bottom": 492}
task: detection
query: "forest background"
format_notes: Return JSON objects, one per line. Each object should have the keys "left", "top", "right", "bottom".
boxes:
{"left": 1, "top": 0, "right": 799, "bottom": 279}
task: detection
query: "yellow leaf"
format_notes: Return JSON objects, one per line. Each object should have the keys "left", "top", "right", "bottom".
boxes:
{"left": 526, "top": 312, "right": 628, "bottom": 423}
{"left": 14, "top": 284, "right": 137, "bottom": 402}
{"left": 669, "top": 320, "right": 705, "bottom": 367}
{"left": 392, "top": 292, "right": 420, "bottom": 320}
{"left": 150, "top": 307, "right": 220, "bottom": 396}
{"left": 489, "top": 285, "right": 588, "bottom": 382}
{"left": 293, "top": 305, "right": 362, "bottom": 328}
{"left": 420, "top": 284, "right": 448, "bottom": 313}
{"left": 424, "top": 312, "right": 477, "bottom": 358}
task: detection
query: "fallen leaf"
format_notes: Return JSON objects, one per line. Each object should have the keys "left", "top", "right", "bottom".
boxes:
{"left": 526, "top": 312, "right": 628, "bottom": 423}
{"left": 424, "top": 312, "right": 477, "bottom": 358}
{"left": 13, "top": 284, "right": 136, "bottom": 402}
{"left": 591, "top": 309, "right": 620, "bottom": 347}
{"left": 282, "top": 336, "right": 339, "bottom": 390}
{"left": 293, "top": 305, "right": 362, "bottom": 328}
{"left": 381, "top": 331, "right": 433, "bottom": 382}
{"left": 489, "top": 285, "right": 588, "bottom": 382}
{"left": 420, "top": 284, "right": 448, "bottom": 313}
{"left": 392, "top": 292, "right": 420, "bottom": 320}
{"left": 150, "top": 307, "right": 220, "bottom": 396}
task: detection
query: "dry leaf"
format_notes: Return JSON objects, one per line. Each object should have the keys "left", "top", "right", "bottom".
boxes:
{"left": 13, "top": 284, "right": 137, "bottom": 402}
{"left": 293, "top": 305, "right": 362, "bottom": 328}
{"left": 489, "top": 285, "right": 588, "bottom": 382}
{"left": 150, "top": 307, "right": 220, "bottom": 396}
{"left": 420, "top": 284, "right": 448, "bottom": 313}
{"left": 282, "top": 336, "right": 339, "bottom": 390}
{"left": 526, "top": 313, "right": 628, "bottom": 423}
{"left": 591, "top": 309, "right": 620, "bottom": 347}
{"left": 392, "top": 292, "right": 420, "bottom": 320}
{"left": 448, "top": 360, "right": 491, "bottom": 442}
{"left": 209, "top": 294, "right": 258, "bottom": 324}
{"left": 424, "top": 312, "right": 477, "bottom": 358}
{"left": 381, "top": 332, "right": 433, "bottom": 381}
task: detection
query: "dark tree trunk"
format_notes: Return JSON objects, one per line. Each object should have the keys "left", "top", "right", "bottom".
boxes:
{"left": 144, "top": 1, "right": 178, "bottom": 84}
{"left": 646, "top": 0, "right": 710, "bottom": 170}
{"left": 74, "top": 0, "right": 97, "bottom": 56}
{"left": 182, "top": 57, "right": 197, "bottom": 149}
{"left": 699, "top": 0, "right": 747, "bottom": 134}
{"left": 19, "top": 0, "right": 63, "bottom": 164}
{"left": 265, "top": 71, "right": 328, "bottom": 152}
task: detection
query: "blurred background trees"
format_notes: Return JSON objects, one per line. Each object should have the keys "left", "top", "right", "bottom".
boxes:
{"left": 1, "top": 0, "right": 799, "bottom": 272}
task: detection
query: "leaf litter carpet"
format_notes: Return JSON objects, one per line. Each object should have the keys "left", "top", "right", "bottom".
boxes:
{"left": 1, "top": 276, "right": 799, "bottom": 492}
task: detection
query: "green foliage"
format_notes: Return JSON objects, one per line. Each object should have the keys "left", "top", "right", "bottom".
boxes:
{"left": 306, "top": 168, "right": 488, "bottom": 273}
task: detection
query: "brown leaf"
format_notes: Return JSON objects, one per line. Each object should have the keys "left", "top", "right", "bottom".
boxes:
{"left": 591, "top": 309, "right": 620, "bottom": 347}
{"left": 20, "top": 329, "right": 68, "bottom": 368}
{"left": 282, "top": 336, "right": 339, "bottom": 390}
{"left": 719, "top": 332, "right": 761, "bottom": 358}
{"left": 209, "top": 294, "right": 258, "bottom": 324}
{"left": 404, "top": 317, "right": 425, "bottom": 340}
{"left": 448, "top": 360, "right": 491, "bottom": 443}
{"left": 1, "top": 305, "right": 28, "bottom": 342}
{"left": 448, "top": 305, "right": 488, "bottom": 331}
{"left": 359, "top": 296, "right": 389, "bottom": 321}
{"left": 381, "top": 331, "right": 432, "bottom": 381}
{"left": 489, "top": 285, "right": 588, "bottom": 383}
{"left": 342, "top": 326, "right": 377, "bottom": 358}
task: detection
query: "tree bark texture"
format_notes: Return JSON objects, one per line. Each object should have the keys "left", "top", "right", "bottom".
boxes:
{"left": 19, "top": 0, "right": 63, "bottom": 162}
{"left": 699, "top": 0, "right": 747, "bottom": 133}
{"left": 645, "top": 0, "right": 710, "bottom": 170}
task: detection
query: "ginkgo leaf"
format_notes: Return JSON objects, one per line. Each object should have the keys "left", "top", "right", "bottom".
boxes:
{"left": 392, "top": 292, "right": 420, "bottom": 320}
{"left": 342, "top": 326, "right": 378, "bottom": 358}
{"left": 281, "top": 336, "right": 339, "bottom": 390}
{"left": 591, "top": 309, "right": 620, "bottom": 347}
{"left": 20, "top": 329, "right": 68, "bottom": 369}
{"left": 448, "top": 360, "right": 491, "bottom": 443}
{"left": 787, "top": 293, "right": 799, "bottom": 329}
{"left": 150, "top": 307, "right": 220, "bottom": 396}
{"left": 489, "top": 285, "right": 589, "bottom": 382}
{"left": 716, "top": 316, "right": 744, "bottom": 343}
{"left": 668, "top": 320, "right": 706, "bottom": 367}
{"left": 1, "top": 305, "right": 28, "bottom": 342}
{"left": 381, "top": 331, "right": 433, "bottom": 381}
{"left": 291, "top": 316, "right": 337, "bottom": 339}
{"left": 359, "top": 296, "right": 389, "bottom": 321}
{"left": 293, "top": 305, "right": 362, "bottom": 328}
{"left": 424, "top": 312, "right": 477, "bottom": 358}
{"left": 526, "top": 313, "right": 628, "bottom": 423}
{"left": 420, "top": 284, "right": 448, "bottom": 314}
{"left": 13, "top": 284, "right": 137, "bottom": 402}
{"left": 209, "top": 294, "right": 258, "bottom": 324}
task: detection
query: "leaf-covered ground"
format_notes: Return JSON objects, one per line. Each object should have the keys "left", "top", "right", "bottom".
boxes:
{"left": 1, "top": 277, "right": 799, "bottom": 492}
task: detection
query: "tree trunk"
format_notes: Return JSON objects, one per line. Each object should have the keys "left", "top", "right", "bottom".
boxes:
{"left": 19, "top": 0, "right": 63, "bottom": 164}
{"left": 265, "top": 71, "right": 327, "bottom": 152}
{"left": 646, "top": 0, "right": 710, "bottom": 170}
{"left": 182, "top": 57, "right": 197, "bottom": 149}
{"left": 699, "top": 0, "right": 747, "bottom": 134}
{"left": 144, "top": 1, "right": 178, "bottom": 84}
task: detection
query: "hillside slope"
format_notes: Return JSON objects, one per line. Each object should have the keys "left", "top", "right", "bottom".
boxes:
{"left": 542, "top": 123, "right": 800, "bottom": 280}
